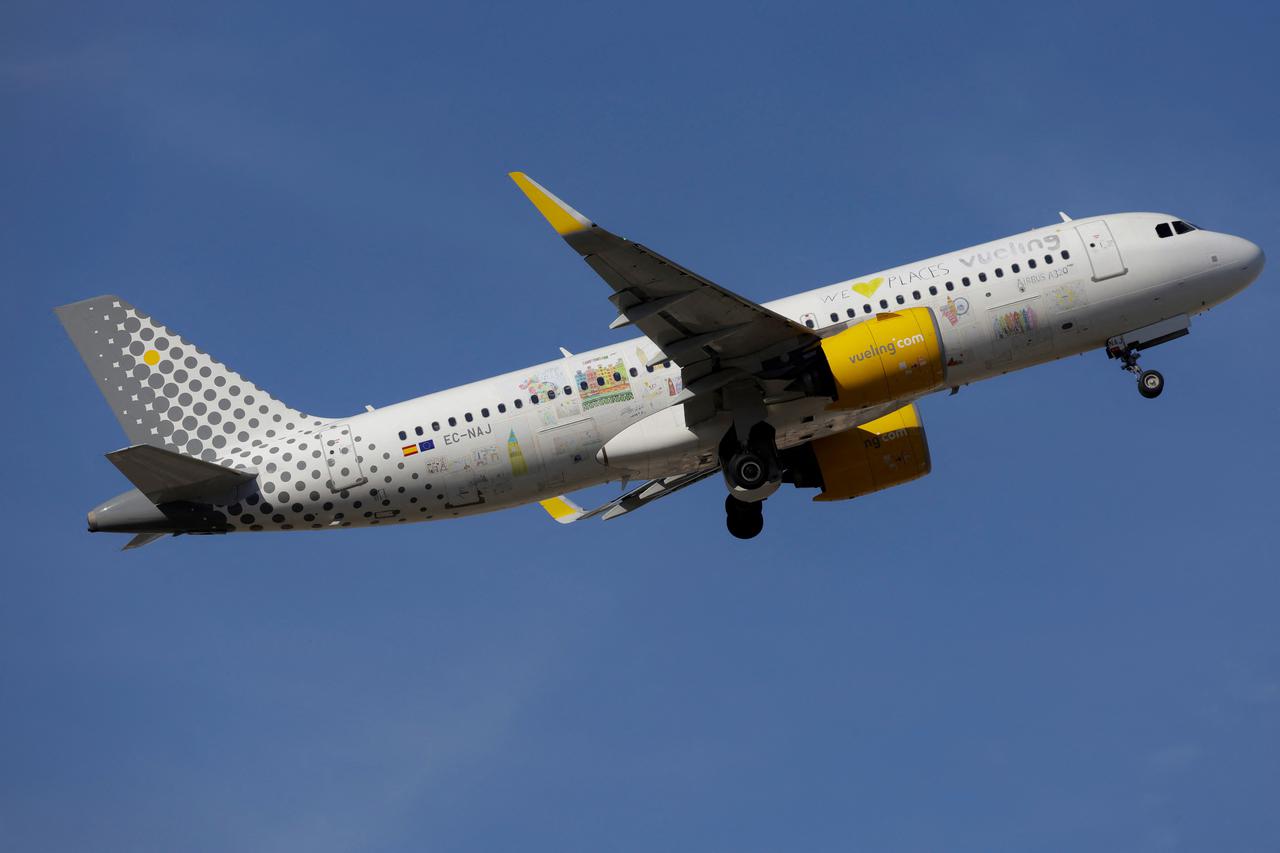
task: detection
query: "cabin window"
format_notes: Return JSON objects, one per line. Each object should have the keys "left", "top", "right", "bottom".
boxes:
{"left": 547, "top": 389, "right": 556, "bottom": 399}
{"left": 1011, "top": 263, "right": 1020, "bottom": 273}
{"left": 627, "top": 369, "right": 637, "bottom": 378}
{"left": 1044, "top": 254, "right": 1053, "bottom": 264}
{"left": 896, "top": 294, "right": 905, "bottom": 305}
{"left": 464, "top": 412, "right": 473, "bottom": 422}
{"left": 530, "top": 394, "right": 539, "bottom": 404}
{"left": 1028, "top": 258, "right": 1037, "bottom": 269}
{"left": 1061, "top": 250, "right": 1071, "bottom": 260}
{"left": 597, "top": 376, "right": 605, "bottom": 386}
{"left": 829, "top": 312, "right": 838, "bottom": 323}
{"left": 962, "top": 277, "right": 971, "bottom": 287}
{"left": 1173, "top": 220, "right": 1195, "bottom": 235}
{"left": 978, "top": 272, "right": 988, "bottom": 282}
{"left": 880, "top": 298, "right": 888, "bottom": 308}
{"left": 497, "top": 404, "right": 506, "bottom": 414}
{"left": 945, "top": 281, "right": 954, "bottom": 291}
{"left": 398, "top": 430, "right": 406, "bottom": 441}
{"left": 994, "top": 268, "right": 1004, "bottom": 278}
{"left": 415, "top": 426, "right": 423, "bottom": 436}
{"left": 928, "top": 285, "right": 937, "bottom": 295}
{"left": 580, "top": 380, "right": 588, "bottom": 390}
{"left": 804, "top": 318, "right": 815, "bottom": 328}
{"left": 864, "top": 304, "right": 873, "bottom": 314}
{"left": 431, "top": 421, "right": 440, "bottom": 431}
{"left": 846, "top": 308, "right": 856, "bottom": 318}
{"left": 514, "top": 399, "right": 522, "bottom": 409}
{"left": 663, "top": 360, "right": 672, "bottom": 368}
{"left": 448, "top": 417, "right": 457, "bottom": 427}
{"left": 563, "top": 385, "right": 572, "bottom": 395}
{"left": 481, "top": 408, "right": 490, "bottom": 418}
{"left": 911, "top": 290, "right": 920, "bottom": 300}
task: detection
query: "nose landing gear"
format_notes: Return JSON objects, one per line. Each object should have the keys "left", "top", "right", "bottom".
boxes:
{"left": 1108, "top": 340, "right": 1165, "bottom": 399}
{"left": 1137, "top": 368, "right": 1165, "bottom": 399}
{"left": 1106, "top": 319, "right": 1189, "bottom": 400}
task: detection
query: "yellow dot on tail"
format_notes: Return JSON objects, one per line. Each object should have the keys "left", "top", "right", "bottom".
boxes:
{"left": 143, "top": 349, "right": 160, "bottom": 366}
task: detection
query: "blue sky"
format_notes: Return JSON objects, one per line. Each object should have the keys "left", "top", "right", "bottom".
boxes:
{"left": 3, "top": 2, "right": 1278, "bottom": 850}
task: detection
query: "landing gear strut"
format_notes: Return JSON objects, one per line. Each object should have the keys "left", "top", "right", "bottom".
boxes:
{"left": 725, "top": 495, "right": 764, "bottom": 540}
{"left": 1109, "top": 341, "right": 1165, "bottom": 399}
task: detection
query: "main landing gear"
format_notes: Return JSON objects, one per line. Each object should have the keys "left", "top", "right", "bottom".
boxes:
{"left": 719, "top": 421, "right": 781, "bottom": 540}
{"left": 1109, "top": 341, "right": 1165, "bottom": 399}
{"left": 725, "top": 494, "right": 764, "bottom": 540}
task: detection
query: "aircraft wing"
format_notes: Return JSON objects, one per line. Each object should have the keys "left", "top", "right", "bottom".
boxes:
{"left": 510, "top": 173, "right": 818, "bottom": 372}
{"left": 539, "top": 467, "right": 719, "bottom": 524}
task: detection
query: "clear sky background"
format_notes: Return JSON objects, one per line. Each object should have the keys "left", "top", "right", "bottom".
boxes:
{"left": 3, "top": 2, "right": 1278, "bottom": 851}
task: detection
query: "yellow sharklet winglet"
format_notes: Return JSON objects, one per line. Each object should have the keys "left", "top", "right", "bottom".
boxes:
{"left": 509, "top": 172, "right": 593, "bottom": 236}
{"left": 539, "top": 495, "right": 584, "bottom": 524}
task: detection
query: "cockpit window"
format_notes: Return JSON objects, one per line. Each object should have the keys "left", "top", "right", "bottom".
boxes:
{"left": 1156, "top": 220, "right": 1199, "bottom": 238}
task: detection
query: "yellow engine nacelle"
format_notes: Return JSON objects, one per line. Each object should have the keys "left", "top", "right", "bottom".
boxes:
{"left": 804, "top": 404, "right": 931, "bottom": 501}
{"left": 819, "top": 308, "right": 947, "bottom": 410}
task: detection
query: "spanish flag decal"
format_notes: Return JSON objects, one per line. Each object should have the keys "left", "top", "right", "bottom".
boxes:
{"left": 401, "top": 444, "right": 418, "bottom": 457}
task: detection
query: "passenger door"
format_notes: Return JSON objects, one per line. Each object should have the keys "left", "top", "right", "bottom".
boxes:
{"left": 1075, "top": 220, "right": 1128, "bottom": 282}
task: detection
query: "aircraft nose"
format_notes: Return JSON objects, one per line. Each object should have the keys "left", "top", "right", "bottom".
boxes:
{"left": 1230, "top": 235, "right": 1264, "bottom": 272}
{"left": 1239, "top": 235, "right": 1259, "bottom": 268}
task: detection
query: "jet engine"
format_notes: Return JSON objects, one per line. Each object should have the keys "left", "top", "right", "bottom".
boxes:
{"left": 817, "top": 308, "right": 948, "bottom": 410}
{"left": 782, "top": 403, "right": 931, "bottom": 501}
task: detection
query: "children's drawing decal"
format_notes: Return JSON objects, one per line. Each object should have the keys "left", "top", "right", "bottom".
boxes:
{"left": 507, "top": 429, "right": 529, "bottom": 476}
{"left": 575, "top": 355, "right": 634, "bottom": 410}
{"left": 993, "top": 306, "right": 1039, "bottom": 339}
{"left": 1047, "top": 285, "right": 1088, "bottom": 313}
{"left": 939, "top": 295, "right": 971, "bottom": 326}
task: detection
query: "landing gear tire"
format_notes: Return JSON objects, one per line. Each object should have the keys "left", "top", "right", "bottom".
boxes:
{"left": 725, "top": 495, "right": 764, "bottom": 540}
{"left": 1109, "top": 340, "right": 1166, "bottom": 400}
{"left": 1138, "top": 369, "right": 1164, "bottom": 399}
{"left": 727, "top": 451, "right": 770, "bottom": 491}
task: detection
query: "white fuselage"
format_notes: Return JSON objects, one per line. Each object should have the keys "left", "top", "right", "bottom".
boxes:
{"left": 215, "top": 212, "right": 1262, "bottom": 532}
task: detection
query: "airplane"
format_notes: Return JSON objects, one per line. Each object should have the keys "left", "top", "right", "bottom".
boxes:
{"left": 57, "top": 174, "right": 1265, "bottom": 548}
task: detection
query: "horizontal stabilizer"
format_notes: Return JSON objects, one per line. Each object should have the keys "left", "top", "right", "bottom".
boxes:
{"left": 123, "top": 532, "right": 166, "bottom": 550}
{"left": 106, "top": 444, "right": 257, "bottom": 505}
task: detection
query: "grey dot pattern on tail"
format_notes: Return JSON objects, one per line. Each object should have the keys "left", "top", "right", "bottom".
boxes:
{"left": 58, "top": 295, "right": 438, "bottom": 533}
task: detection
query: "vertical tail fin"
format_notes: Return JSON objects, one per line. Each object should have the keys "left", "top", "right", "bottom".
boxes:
{"left": 55, "top": 295, "right": 321, "bottom": 460}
